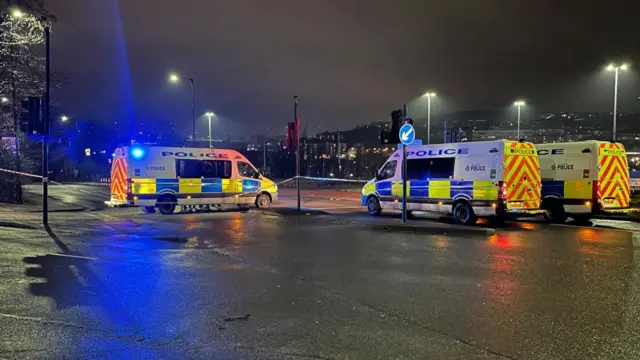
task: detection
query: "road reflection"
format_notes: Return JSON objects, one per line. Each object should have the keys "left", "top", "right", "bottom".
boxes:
{"left": 478, "top": 227, "right": 633, "bottom": 358}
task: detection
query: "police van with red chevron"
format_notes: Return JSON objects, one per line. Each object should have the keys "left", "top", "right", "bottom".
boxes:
{"left": 537, "top": 140, "right": 633, "bottom": 223}
{"left": 361, "top": 140, "right": 544, "bottom": 225}
{"left": 106, "top": 145, "right": 278, "bottom": 214}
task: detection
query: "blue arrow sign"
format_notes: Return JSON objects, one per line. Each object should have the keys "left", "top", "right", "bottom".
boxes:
{"left": 399, "top": 124, "right": 415, "bottom": 145}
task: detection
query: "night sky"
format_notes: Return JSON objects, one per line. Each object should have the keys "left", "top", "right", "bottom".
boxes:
{"left": 47, "top": 0, "right": 640, "bottom": 138}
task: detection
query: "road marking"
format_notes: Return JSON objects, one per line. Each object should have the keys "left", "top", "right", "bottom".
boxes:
{"left": 48, "top": 253, "right": 98, "bottom": 260}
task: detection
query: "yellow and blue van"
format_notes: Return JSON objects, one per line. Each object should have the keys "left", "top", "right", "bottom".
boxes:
{"left": 362, "top": 140, "right": 543, "bottom": 225}
{"left": 537, "top": 141, "right": 633, "bottom": 223}
{"left": 107, "top": 146, "right": 278, "bottom": 214}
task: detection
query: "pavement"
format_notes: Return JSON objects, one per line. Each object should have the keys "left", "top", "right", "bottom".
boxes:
{"left": 1, "top": 184, "right": 640, "bottom": 358}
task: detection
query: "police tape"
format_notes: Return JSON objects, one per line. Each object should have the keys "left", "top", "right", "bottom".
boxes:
{"left": 0, "top": 167, "right": 118, "bottom": 200}
{"left": 299, "top": 176, "right": 368, "bottom": 183}
{"left": 0, "top": 168, "right": 364, "bottom": 207}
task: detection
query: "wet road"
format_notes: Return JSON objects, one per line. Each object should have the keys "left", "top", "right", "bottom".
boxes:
{"left": 1, "top": 208, "right": 639, "bottom": 359}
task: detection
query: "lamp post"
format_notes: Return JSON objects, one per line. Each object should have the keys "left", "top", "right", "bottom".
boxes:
{"left": 606, "top": 63, "right": 629, "bottom": 141}
{"left": 205, "top": 112, "right": 215, "bottom": 148}
{"left": 513, "top": 100, "right": 526, "bottom": 140}
{"left": 423, "top": 92, "right": 436, "bottom": 144}
{"left": 169, "top": 73, "right": 196, "bottom": 143}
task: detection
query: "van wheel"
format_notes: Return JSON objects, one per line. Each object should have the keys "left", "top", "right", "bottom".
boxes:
{"left": 453, "top": 201, "right": 477, "bottom": 225}
{"left": 255, "top": 193, "right": 271, "bottom": 209}
{"left": 572, "top": 214, "right": 593, "bottom": 224}
{"left": 543, "top": 200, "right": 567, "bottom": 223}
{"left": 157, "top": 195, "right": 177, "bottom": 215}
{"left": 366, "top": 196, "right": 382, "bottom": 216}
{"left": 141, "top": 206, "right": 156, "bottom": 214}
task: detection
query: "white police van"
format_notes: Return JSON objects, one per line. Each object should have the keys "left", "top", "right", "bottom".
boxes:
{"left": 361, "top": 140, "right": 543, "bottom": 224}
{"left": 107, "top": 146, "right": 278, "bottom": 214}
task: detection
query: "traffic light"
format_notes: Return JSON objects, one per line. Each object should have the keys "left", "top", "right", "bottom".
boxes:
{"left": 379, "top": 109, "right": 404, "bottom": 144}
{"left": 19, "top": 97, "right": 46, "bottom": 135}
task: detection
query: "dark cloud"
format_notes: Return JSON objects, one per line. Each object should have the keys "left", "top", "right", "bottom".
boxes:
{"left": 47, "top": 0, "right": 640, "bottom": 138}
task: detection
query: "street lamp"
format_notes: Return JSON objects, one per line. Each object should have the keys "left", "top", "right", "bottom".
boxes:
{"left": 606, "top": 63, "right": 629, "bottom": 141}
{"left": 513, "top": 100, "right": 526, "bottom": 139}
{"left": 205, "top": 111, "right": 215, "bottom": 148}
{"left": 168, "top": 72, "right": 196, "bottom": 143}
{"left": 60, "top": 115, "right": 69, "bottom": 122}
{"left": 423, "top": 92, "right": 436, "bottom": 144}
{"left": 1, "top": 97, "right": 7, "bottom": 103}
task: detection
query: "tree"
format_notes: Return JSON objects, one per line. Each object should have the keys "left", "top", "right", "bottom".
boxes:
{"left": 0, "top": 1, "right": 54, "bottom": 203}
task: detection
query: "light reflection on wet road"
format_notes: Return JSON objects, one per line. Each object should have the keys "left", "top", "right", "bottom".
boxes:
{"left": 1, "top": 209, "right": 639, "bottom": 359}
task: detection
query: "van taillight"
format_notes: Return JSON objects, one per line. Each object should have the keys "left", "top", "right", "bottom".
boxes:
{"left": 593, "top": 180, "right": 599, "bottom": 199}
{"left": 498, "top": 181, "right": 508, "bottom": 200}
{"left": 126, "top": 179, "right": 132, "bottom": 194}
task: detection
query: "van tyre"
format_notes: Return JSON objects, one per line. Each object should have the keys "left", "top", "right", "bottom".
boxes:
{"left": 453, "top": 201, "right": 477, "bottom": 225}
{"left": 367, "top": 196, "right": 382, "bottom": 216}
{"left": 157, "top": 195, "right": 177, "bottom": 215}
{"left": 141, "top": 206, "right": 156, "bottom": 214}
{"left": 543, "top": 200, "right": 567, "bottom": 223}
{"left": 255, "top": 193, "right": 271, "bottom": 209}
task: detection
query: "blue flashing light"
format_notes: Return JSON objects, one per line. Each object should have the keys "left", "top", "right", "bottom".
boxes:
{"left": 131, "top": 147, "right": 145, "bottom": 159}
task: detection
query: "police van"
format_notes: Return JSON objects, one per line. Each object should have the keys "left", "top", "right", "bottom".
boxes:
{"left": 537, "top": 141, "right": 632, "bottom": 223}
{"left": 107, "top": 146, "right": 278, "bottom": 214}
{"left": 362, "top": 140, "right": 543, "bottom": 225}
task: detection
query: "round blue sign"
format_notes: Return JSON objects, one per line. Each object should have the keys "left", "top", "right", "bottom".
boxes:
{"left": 399, "top": 124, "right": 415, "bottom": 145}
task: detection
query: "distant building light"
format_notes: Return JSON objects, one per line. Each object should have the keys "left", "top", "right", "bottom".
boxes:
{"left": 85, "top": 148, "right": 91, "bottom": 156}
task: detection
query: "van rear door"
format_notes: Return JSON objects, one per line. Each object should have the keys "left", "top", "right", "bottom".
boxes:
{"left": 597, "top": 143, "right": 630, "bottom": 209}
{"left": 503, "top": 142, "right": 541, "bottom": 210}
{"left": 110, "top": 148, "right": 128, "bottom": 204}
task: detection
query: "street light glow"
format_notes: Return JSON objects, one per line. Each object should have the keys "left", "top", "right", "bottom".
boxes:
{"left": 61, "top": 115, "right": 69, "bottom": 122}
{"left": 423, "top": 92, "right": 436, "bottom": 97}
{"left": 514, "top": 100, "right": 525, "bottom": 106}
{"left": 1, "top": 97, "right": 8, "bottom": 103}
{"left": 607, "top": 63, "right": 629, "bottom": 71}
{"left": 168, "top": 73, "right": 180, "bottom": 83}
{"left": 11, "top": 8, "right": 24, "bottom": 18}
{"left": 205, "top": 111, "right": 215, "bottom": 116}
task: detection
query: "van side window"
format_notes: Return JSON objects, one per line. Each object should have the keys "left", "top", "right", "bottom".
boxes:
{"left": 429, "top": 158, "right": 455, "bottom": 179}
{"left": 176, "top": 160, "right": 232, "bottom": 179}
{"left": 407, "top": 159, "right": 431, "bottom": 180}
{"left": 378, "top": 161, "right": 397, "bottom": 180}
{"left": 407, "top": 158, "right": 455, "bottom": 180}
{"left": 237, "top": 161, "right": 260, "bottom": 179}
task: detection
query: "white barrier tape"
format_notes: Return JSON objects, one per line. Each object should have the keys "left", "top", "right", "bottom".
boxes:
{"left": 298, "top": 176, "right": 368, "bottom": 183}
{"left": 0, "top": 167, "right": 114, "bottom": 200}
{"left": 0, "top": 167, "right": 45, "bottom": 179}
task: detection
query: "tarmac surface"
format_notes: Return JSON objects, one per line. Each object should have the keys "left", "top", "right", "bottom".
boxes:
{"left": 0, "top": 183, "right": 638, "bottom": 359}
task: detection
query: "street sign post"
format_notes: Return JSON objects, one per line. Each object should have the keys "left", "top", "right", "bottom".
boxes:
{"left": 400, "top": 111, "right": 413, "bottom": 223}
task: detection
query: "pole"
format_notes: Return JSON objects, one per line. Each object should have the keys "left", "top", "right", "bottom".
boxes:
{"left": 190, "top": 78, "right": 195, "bottom": 144}
{"left": 401, "top": 104, "right": 408, "bottom": 223}
{"left": 443, "top": 119, "right": 447, "bottom": 143}
{"left": 294, "top": 96, "right": 300, "bottom": 211}
{"left": 517, "top": 104, "right": 521, "bottom": 140}
{"left": 263, "top": 139, "right": 267, "bottom": 172}
{"left": 613, "top": 68, "right": 619, "bottom": 141}
{"left": 207, "top": 113, "right": 212, "bottom": 148}
{"left": 43, "top": 22, "right": 50, "bottom": 225}
{"left": 427, "top": 96, "right": 431, "bottom": 144}
{"left": 337, "top": 130, "right": 341, "bottom": 176}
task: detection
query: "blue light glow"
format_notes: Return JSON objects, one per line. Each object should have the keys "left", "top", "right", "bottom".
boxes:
{"left": 131, "top": 147, "right": 145, "bottom": 159}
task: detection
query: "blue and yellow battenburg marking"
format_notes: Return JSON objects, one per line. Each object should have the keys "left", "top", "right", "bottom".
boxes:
{"left": 361, "top": 180, "right": 499, "bottom": 205}
{"left": 131, "top": 178, "right": 267, "bottom": 195}
{"left": 540, "top": 180, "right": 592, "bottom": 199}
